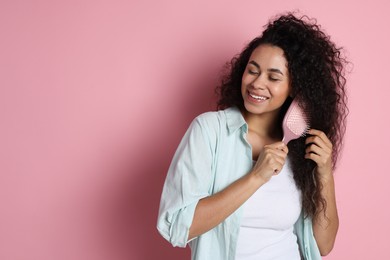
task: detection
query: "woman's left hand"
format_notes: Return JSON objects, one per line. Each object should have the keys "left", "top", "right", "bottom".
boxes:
{"left": 305, "top": 129, "right": 333, "bottom": 178}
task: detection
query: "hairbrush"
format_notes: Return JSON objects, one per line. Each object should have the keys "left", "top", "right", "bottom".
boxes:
{"left": 282, "top": 99, "right": 310, "bottom": 144}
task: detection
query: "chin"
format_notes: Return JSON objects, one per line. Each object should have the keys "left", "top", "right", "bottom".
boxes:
{"left": 243, "top": 102, "right": 263, "bottom": 115}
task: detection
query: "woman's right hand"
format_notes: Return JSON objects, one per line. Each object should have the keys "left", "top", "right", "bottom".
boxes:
{"left": 188, "top": 141, "right": 288, "bottom": 240}
{"left": 251, "top": 142, "right": 288, "bottom": 183}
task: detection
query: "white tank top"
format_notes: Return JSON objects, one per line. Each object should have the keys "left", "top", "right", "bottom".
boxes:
{"left": 235, "top": 158, "right": 302, "bottom": 260}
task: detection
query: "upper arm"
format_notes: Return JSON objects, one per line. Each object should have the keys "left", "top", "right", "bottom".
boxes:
{"left": 157, "top": 115, "right": 217, "bottom": 247}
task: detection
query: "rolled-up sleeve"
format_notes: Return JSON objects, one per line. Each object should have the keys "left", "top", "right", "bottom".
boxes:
{"left": 157, "top": 115, "right": 215, "bottom": 247}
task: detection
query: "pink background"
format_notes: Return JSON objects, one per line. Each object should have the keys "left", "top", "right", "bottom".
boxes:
{"left": 1, "top": 0, "right": 389, "bottom": 259}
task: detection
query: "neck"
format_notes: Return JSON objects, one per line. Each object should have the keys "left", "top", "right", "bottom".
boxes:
{"left": 242, "top": 109, "right": 283, "bottom": 140}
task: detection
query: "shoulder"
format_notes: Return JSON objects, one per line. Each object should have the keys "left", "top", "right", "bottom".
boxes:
{"left": 186, "top": 109, "right": 228, "bottom": 143}
{"left": 192, "top": 108, "right": 234, "bottom": 133}
{"left": 186, "top": 107, "right": 242, "bottom": 140}
{"left": 194, "top": 110, "right": 225, "bottom": 125}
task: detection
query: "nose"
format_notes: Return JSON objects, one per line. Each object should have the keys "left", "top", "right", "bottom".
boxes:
{"left": 252, "top": 74, "right": 266, "bottom": 90}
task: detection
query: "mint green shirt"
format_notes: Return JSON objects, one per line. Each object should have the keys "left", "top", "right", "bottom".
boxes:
{"left": 157, "top": 107, "right": 321, "bottom": 260}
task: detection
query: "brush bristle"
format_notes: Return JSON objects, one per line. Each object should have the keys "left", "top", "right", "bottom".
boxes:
{"left": 282, "top": 99, "right": 310, "bottom": 143}
{"left": 285, "top": 100, "right": 310, "bottom": 138}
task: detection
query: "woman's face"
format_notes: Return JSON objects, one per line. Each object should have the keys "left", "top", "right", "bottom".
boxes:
{"left": 241, "top": 44, "right": 291, "bottom": 117}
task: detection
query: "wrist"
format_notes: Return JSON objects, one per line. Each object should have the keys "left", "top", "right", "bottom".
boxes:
{"left": 248, "top": 170, "right": 268, "bottom": 187}
{"left": 316, "top": 169, "right": 334, "bottom": 185}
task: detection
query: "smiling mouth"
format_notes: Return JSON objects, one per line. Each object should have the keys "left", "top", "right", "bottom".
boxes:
{"left": 248, "top": 91, "right": 269, "bottom": 101}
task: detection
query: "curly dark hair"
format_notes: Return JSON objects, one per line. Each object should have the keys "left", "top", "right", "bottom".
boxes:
{"left": 216, "top": 13, "right": 348, "bottom": 219}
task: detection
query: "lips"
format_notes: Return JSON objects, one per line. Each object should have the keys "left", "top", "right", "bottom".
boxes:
{"left": 248, "top": 91, "right": 269, "bottom": 101}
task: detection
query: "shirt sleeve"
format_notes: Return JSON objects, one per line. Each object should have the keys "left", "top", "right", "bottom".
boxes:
{"left": 294, "top": 212, "right": 322, "bottom": 260}
{"left": 157, "top": 116, "right": 215, "bottom": 247}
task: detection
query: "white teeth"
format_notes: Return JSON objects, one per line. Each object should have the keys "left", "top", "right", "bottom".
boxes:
{"left": 249, "top": 93, "right": 268, "bottom": 100}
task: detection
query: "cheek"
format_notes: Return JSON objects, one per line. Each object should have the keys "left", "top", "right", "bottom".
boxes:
{"left": 241, "top": 75, "right": 248, "bottom": 91}
{"left": 241, "top": 74, "right": 255, "bottom": 92}
{"left": 241, "top": 73, "right": 248, "bottom": 85}
{"left": 273, "top": 84, "right": 290, "bottom": 97}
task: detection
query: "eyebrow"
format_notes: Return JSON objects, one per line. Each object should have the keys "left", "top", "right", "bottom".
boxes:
{"left": 248, "top": 60, "right": 284, "bottom": 76}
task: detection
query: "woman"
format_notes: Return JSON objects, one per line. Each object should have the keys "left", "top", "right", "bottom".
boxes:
{"left": 157, "top": 13, "right": 347, "bottom": 260}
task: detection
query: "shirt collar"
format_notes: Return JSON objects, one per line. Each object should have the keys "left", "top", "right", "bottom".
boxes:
{"left": 224, "top": 106, "right": 248, "bottom": 134}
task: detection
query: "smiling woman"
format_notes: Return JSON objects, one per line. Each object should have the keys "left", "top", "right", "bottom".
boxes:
{"left": 241, "top": 45, "right": 291, "bottom": 125}
{"left": 157, "top": 12, "right": 347, "bottom": 260}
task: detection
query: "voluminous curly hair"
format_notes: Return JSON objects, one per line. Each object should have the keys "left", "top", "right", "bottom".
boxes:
{"left": 216, "top": 13, "right": 348, "bottom": 219}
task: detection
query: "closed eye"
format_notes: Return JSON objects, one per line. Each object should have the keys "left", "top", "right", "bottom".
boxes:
{"left": 269, "top": 76, "right": 280, "bottom": 81}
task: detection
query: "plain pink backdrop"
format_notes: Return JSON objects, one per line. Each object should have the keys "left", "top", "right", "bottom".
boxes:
{"left": 1, "top": 0, "right": 389, "bottom": 259}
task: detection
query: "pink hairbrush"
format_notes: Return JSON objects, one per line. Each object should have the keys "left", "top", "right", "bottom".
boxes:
{"left": 282, "top": 99, "right": 310, "bottom": 144}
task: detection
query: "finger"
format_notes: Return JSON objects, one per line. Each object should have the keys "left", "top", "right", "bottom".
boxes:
{"left": 305, "top": 135, "right": 332, "bottom": 153}
{"left": 272, "top": 161, "right": 284, "bottom": 175}
{"left": 257, "top": 150, "right": 286, "bottom": 171}
{"left": 305, "top": 143, "right": 330, "bottom": 157}
{"left": 305, "top": 149, "right": 332, "bottom": 167}
{"left": 307, "top": 129, "right": 333, "bottom": 148}
{"left": 265, "top": 142, "right": 289, "bottom": 154}
{"left": 304, "top": 151, "right": 322, "bottom": 164}
{"left": 267, "top": 142, "right": 288, "bottom": 152}
{"left": 272, "top": 156, "right": 286, "bottom": 168}
{"left": 279, "top": 144, "right": 289, "bottom": 154}
{"left": 258, "top": 153, "right": 285, "bottom": 170}
{"left": 265, "top": 147, "right": 288, "bottom": 160}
